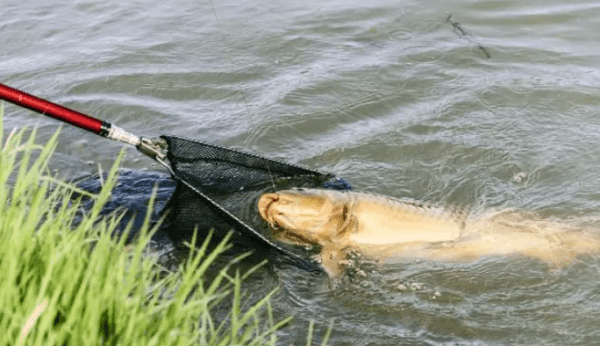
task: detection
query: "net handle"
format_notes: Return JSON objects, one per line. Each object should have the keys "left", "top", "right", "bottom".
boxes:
{"left": 0, "top": 82, "right": 154, "bottom": 151}
{"left": 0, "top": 82, "right": 110, "bottom": 135}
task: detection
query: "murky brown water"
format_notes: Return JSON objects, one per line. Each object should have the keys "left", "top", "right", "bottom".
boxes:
{"left": 3, "top": 0, "right": 600, "bottom": 344}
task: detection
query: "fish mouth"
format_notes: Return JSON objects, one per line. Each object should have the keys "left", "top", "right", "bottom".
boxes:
{"left": 258, "top": 193, "right": 279, "bottom": 223}
{"left": 257, "top": 192, "right": 322, "bottom": 246}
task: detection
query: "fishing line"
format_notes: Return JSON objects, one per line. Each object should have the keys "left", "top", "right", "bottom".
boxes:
{"left": 446, "top": 15, "right": 491, "bottom": 59}
{"left": 207, "top": 0, "right": 277, "bottom": 186}
{"left": 207, "top": 0, "right": 256, "bottom": 135}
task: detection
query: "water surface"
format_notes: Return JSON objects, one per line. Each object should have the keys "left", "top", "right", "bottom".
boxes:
{"left": 3, "top": 0, "right": 600, "bottom": 344}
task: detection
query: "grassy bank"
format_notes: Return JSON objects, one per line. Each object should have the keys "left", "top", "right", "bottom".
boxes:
{"left": 0, "top": 108, "right": 328, "bottom": 345}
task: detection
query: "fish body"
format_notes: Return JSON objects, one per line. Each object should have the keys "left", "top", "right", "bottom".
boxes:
{"left": 258, "top": 188, "right": 600, "bottom": 276}
{"left": 259, "top": 188, "right": 464, "bottom": 246}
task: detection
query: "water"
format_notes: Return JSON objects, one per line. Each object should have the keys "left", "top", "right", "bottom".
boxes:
{"left": 3, "top": 0, "right": 600, "bottom": 344}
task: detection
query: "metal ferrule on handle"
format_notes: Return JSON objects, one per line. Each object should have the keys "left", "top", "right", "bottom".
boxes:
{"left": 106, "top": 124, "right": 141, "bottom": 146}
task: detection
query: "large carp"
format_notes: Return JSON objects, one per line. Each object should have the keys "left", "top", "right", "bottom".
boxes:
{"left": 258, "top": 188, "right": 600, "bottom": 276}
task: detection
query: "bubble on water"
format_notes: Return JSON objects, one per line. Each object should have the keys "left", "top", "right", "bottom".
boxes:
{"left": 310, "top": 254, "right": 322, "bottom": 264}
{"left": 410, "top": 282, "right": 423, "bottom": 291}
{"left": 511, "top": 172, "right": 527, "bottom": 183}
{"left": 339, "top": 259, "right": 354, "bottom": 268}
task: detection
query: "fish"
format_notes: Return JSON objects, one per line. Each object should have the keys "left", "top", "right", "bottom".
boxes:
{"left": 258, "top": 188, "right": 600, "bottom": 276}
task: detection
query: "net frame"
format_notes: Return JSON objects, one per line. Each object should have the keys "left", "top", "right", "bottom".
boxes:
{"left": 160, "top": 135, "right": 351, "bottom": 270}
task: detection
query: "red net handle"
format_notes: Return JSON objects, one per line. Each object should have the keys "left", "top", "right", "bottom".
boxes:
{"left": 0, "top": 82, "right": 109, "bottom": 136}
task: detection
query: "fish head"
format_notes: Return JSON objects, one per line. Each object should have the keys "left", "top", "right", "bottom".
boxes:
{"left": 258, "top": 188, "right": 352, "bottom": 244}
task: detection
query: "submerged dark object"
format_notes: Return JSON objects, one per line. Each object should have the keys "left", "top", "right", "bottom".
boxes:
{"left": 75, "top": 169, "right": 175, "bottom": 236}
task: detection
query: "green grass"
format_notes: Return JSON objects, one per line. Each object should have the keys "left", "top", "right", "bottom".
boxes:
{"left": 0, "top": 106, "right": 331, "bottom": 346}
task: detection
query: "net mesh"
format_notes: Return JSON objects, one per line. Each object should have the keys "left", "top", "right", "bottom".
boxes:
{"left": 160, "top": 136, "right": 351, "bottom": 269}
